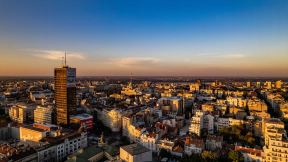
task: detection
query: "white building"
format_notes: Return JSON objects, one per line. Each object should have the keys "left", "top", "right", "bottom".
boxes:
{"left": 184, "top": 137, "right": 205, "bottom": 155}
{"left": 34, "top": 131, "right": 88, "bottom": 162}
{"left": 203, "top": 114, "right": 214, "bottom": 134}
{"left": 122, "top": 115, "right": 146, "bottom": 142}
{"left": 55, "top": 132, "right": 88, "bottom": 162}
{"left": 226, "top": 96, "right": 247, "bottom": 108}
{"left": 36, "top": 145, "right": 57, "bottom": 162}
{"left": 189, "top": 111, "right": 204, "bottom": 136}
{"left": 122, "top": 116, "right": 132, "bottom": 137}
{"left": 262, "top": 118, "right": 288, "bottom": 162}
{"left": 139, "top": 131, "right": 159, "bottom": 152}
{"left": 216, "top": 118, "right": 243, "bottom": 131}
{"left": 96, "top": 108, "right": 123, "bottom": 132}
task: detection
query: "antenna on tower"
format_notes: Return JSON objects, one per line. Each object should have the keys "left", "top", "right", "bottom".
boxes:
{"left": 130, "top": 72, "right": 133, "bottom": 83}
{"left": 60, "top": 56, "right": 64, "bottom": 66}
{"left": 64, "top": 51, "right": 67, "bottom": 66}
{"left": 128, "top": 72, "right": 133, "bottom": 88}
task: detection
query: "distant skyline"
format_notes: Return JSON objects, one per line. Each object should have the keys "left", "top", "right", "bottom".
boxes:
{"left": 0, "top": 0, "right": 288, "bottom": 77}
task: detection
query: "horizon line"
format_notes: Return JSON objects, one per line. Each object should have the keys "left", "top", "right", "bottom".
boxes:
{"left": 0, "top": 75, "right": 288, "bottom": 79}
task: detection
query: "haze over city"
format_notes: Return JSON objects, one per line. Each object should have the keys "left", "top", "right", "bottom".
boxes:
{"left": 1, "top": 0, "right": 288, "bottom": 77}
{"left": 2, "top": 1, "right": 288, "bottom": 162}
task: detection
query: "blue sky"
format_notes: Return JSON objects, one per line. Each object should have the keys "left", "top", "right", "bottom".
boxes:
{"left": 0, "top": 0, "right": 288, "bottom": 76}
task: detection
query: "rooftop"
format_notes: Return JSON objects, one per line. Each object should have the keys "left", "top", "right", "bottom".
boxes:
{"left": 70, "top": 113, "right": 93, "bottom": 120}
{"left": 121, "top": 143, "right": 150, "bottom": 156}
{"left": 66, "top": 146, "right": 102, "bottom": 162}
{"left": 21, "top": 125, "right": 46, "bottom": 132}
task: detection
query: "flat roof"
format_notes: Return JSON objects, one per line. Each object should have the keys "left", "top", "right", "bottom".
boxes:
{"left": 70, "top": 113, "right": 93, "bottom": 120}
{"left": 21, "top": 125, "right": 46, "bottom": 132}
{"left": 121, "top": 143, "right": 150, "bottom": 156}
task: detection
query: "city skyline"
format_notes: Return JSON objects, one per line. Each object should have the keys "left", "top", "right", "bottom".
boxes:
{"left": 1, "top": 0, "right": 288, "bottom": 77}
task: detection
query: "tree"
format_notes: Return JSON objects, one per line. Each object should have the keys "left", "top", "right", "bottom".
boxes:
{"left": 201, "top": 151, "right": 218, "bottom": 161}
{"left": 180, "top": 154, "right": 202, "bottom": 162}
{"left": 120, "top": 136, "right": 130, "bottom": 146}
{"left": 228, "top": 151, "right": 244, "bottom": 162}
{"left": 231, "top": 126, "right": 241, "bottom": 136}
{"left": 159, "top": 149, "right": 172, "bottom": 159}
{"left": 237, "top": 131, "right": 256, "bottom": 146}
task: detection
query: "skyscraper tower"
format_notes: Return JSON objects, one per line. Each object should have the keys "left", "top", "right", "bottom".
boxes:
{"left": 54, "top": 53, "right": 77, "bottom": 126}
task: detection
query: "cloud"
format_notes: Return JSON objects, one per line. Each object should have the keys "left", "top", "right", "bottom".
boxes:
{"left": 216, "top": 54, "right": 246, "bottom": 59}
{"left": 196, "top": 53, "right": 246, "bottom": 59}
{"left": 27, "top": 49, "right": 85, "bottom": 60}
{"left": 111, "top": 57, "right": 160, "bottom": 66}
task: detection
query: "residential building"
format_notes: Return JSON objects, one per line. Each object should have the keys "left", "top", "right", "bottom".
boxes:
{"left": 262, "top": 118, "right": 288, "bottom": 162}
{"left": 247, "top": 98, "right": 268, "bottom": 112}
{"left": 184, "top": 137, "right": 205, "bottom": 155}
{"left": 34, "top": 106, "right": 53, "bottom": 124}
{"left": 139, "top": 131, "right": 159, "bottom": 152}
{"left": 9, "top": 104, "right": 34, "bottom": 124}
{"left": 216, "top": 118, "right": 243, "bottom": 131}
{"left": 205, "top": 135, "right": 223, "bottom": 151}
{"left": 280, "top": 102, "right": 288, "bottom": 119}
{"left": 235, "top": 146, "right": 263, "bottom": 162}
{"left": 203, "top": 114, "right": 214, "bottom": 134}
{"left": 189, "top": 83, "right": 200, "bottom": 92}
{"left": 96, "top": 108, "right": 123, "bottom": 132}
{"left": 189, "top": 111, "right": 204, "bottom": 136}
{"left": 158, "top": 97, "right": 184, "bottom": 115}
{"left": 0, "top": 142, "right": 38, "bottom": 162}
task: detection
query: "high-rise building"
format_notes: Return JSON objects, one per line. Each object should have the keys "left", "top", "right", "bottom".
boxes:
{"left": 54, "top": 59, "right": 77, "bottom": 126}
{"left": 34, "top": 106, "right": 52, "bottom": 124}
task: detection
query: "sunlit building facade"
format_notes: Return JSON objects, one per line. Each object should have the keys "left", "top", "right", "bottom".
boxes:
{"left": 262, "top": 118, "right": 288, "bottom": 162}
{"left": 34, "top": 106, "right": 52, "bottom": 124}
{"left": 54, "top": 65, "right": 77, "bottom": 126}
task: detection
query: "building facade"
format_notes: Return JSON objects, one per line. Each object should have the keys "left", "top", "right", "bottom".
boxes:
{"left": 9, "top": 104, "right": 34, "bottom": 124}
{"left": 262, "top": 118, "right": 288, "bottom": 162}
{"left": 34, "top": 106, "right": 53, "bottom": 124}
{"left": 54, "top": 65, "right": 77, "bottom": 126}
{"left": 189, "top": 111, "right": 204, "bottom": 136}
